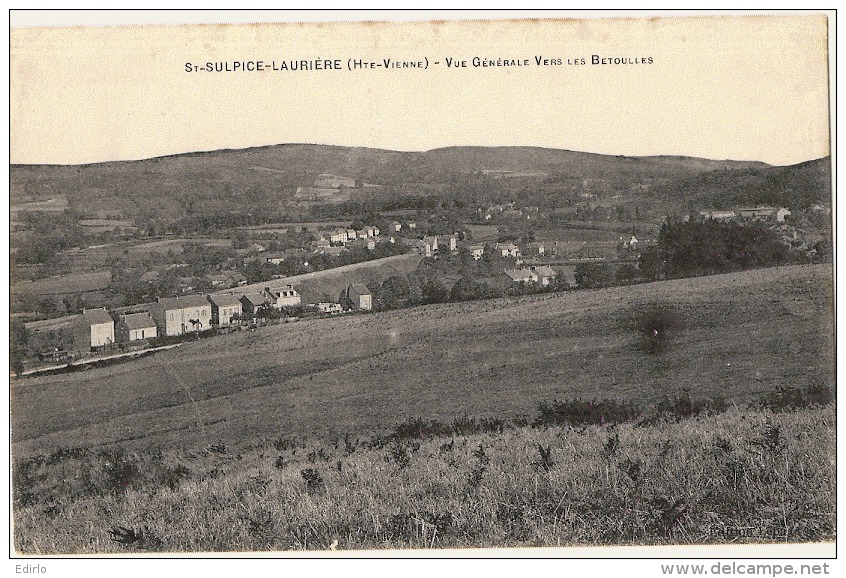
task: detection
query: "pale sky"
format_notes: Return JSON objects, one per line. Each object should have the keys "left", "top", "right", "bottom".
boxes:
{"left": 10, "top": 12, "right": 831, "bottom": 166}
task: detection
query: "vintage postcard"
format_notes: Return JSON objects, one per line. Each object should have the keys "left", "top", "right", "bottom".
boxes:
{"left": 8, "top": 10, "right": 835, "bottom": 565}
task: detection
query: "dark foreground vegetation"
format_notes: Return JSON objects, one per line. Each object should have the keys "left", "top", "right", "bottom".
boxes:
{"left": 13, "top": 385, "right": 834, "bottom": 553}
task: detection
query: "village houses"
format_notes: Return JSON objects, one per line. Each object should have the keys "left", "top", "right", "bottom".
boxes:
{"left": 468, "top": 244, "right": 485, "bottom": 260}
{"left": 263, "top": 285, "right": 302, "bottom": 309}
{"left": 340, "top": 283, "right": 373, "bottom": 311}
{"left": 239, "top": 293, "right": 267, "bottom": 319}
{"left": 208, "top": 294, "right": 243, "bottom": 326}
{"left": 316, "top": 302, "right": 343, "bottom": 315}
{"left": 149, "top": 295, "right": 212, "bottom": 337}
{"left": 495, "top": 242, "right": 520, "bottom": 258}
{"left": 116, "top": 312, "right": 157, "bottom": 343}
{"left": 73, "top": 308, "right": 115, "bottom": 352}
{"left": 422, "top": 236, "right": 439, "bottom": 253}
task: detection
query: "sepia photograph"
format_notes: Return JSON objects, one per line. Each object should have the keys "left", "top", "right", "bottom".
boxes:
{"left": 7, "top": 9, "right": 836, "bottom": 564}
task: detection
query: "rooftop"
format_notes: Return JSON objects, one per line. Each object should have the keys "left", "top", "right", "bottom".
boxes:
{"left": 121, "top": 312, "right": 156, "bottom": 330}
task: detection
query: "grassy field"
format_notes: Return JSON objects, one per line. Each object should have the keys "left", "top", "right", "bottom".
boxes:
{"left": 12, "top": 264, "right": 834, "bottom": 458}
{"left": 12, "top": 405, "right": 835, "bottom": 553}
{"left": 11, "top": 270, "right": 112, "bottom": 295}
{"left": 10, "top": 263, "right": 836, "bottom": 552}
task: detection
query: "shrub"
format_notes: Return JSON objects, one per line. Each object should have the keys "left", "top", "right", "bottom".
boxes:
{"left": 533, "top": 444, "right": 555, "bottom": 473}
{"left": 534, "top": 398, "right": 641, "bottom": 427}
{"left": 759, "top": 384, "right": 835, "bottom": 412}
{"left": 649, "top": 391, "right": 727, "bottom": 422}
{"left": 300, "top": 468, "right": 324, "bottom": 493}
{"left": 630, "top": 304, "right": 684, "bottom": 354}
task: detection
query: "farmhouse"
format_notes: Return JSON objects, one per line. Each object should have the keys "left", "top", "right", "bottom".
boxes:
{"left": 528, "top": 265, "right": 557, "bottom": 286}
{"left": 440, "top": 234, "right": 458, "bottom": 252}
{"left": 468, "top": 244, "right": 485, "bottom": 260}
{"left": 117, "top": 312, "right": 157, "bottom": 342}
{"left": 313, "top": 238, "right": 331, "bottom": 251}
{"left": 207, "top": 271, "right": 247, "bottom": 288}
{"left": 422, "top": 236, "right": 439, "bottom": 252}
{"left": 340, "top": 283, "right": 373, "bottom": 311}
{"left": 504, "top": 269, "right": 538, "bottom": 284}
{"left": 319, "top": 228, "right": 349, "bottom": 244}
{"left": 737, "top": 206, "right": 791, "bottom": 222}
{"left": 316, "top": 302, "right": 343, "bottom": 314}
{"left": 495, "top": 242, "right": 520, "bottom": 258}
{"left": 73, "top": 308, "right": 115, "bottom": 351}
{"left": 322, "top": 246, "right": 349, "bottom": 257}
{"left": 208, "top": 294, "right": 243, "bottom": 326}
{"left": 149, "top": 295, "right": 212, "bottom": 336}
{"left": 524, "top": 242, "right": 545, "bottom": 256}
{"left": 263, "top": 285, "right": 302, "bottom": 309}
{"left": 264, "top": 253, "right": 287, "bottom": 265}
{"left": 239, "top": 293, "right": 267, "bottom": 319}
{"left": 699, "top": 209, "right": 737, "bottom": 221}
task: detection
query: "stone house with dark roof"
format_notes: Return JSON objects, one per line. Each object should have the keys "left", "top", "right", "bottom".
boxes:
{"left": 117, "top": 312, "right": 158, "bottom": 342}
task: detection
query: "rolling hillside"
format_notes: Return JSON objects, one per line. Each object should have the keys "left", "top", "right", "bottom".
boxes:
{"left": 11, "top": 264, "right": 834, "bottom": 458}
{"left": 651, "top": 156, "right": 832, "bottom": 211}
{"left": 10, "top": 144, "right": 790, "bottom": 225}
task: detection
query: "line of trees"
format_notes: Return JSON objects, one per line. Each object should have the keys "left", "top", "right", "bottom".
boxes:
{"left": 648, "top": 220, "right": 792, "bottom": 279}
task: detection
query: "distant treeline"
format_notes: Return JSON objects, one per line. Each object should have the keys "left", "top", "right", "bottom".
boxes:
{"left": 656, "top": 157, "right": 831, "bottom": 212}
{"left": 645, "top": 220, "right": 794, "bottom": 279}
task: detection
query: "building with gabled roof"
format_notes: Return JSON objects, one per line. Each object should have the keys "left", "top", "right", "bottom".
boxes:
{"left": 495, "top": 242, "right": 520, "bottom": 258}
{"left": 504, "top": 269, "right": 539, "bottom": 284}
{"left": 149, "top": 295, "right": 212, "bottom": 336}
{"left": 340, "top": 283, "right": 372, "bottom": 311}
{"left": 73, "top": 308, "right": 115, "bottom": 351}
{"left": 208, "top": 294, "right": 243, "bottom": 326}
{"left": 263, "top": 285, "right": 301, "bottom": 309}
{"left": 468, "top": 244, "right": 485, "bottom": 260}
{"left": 422, "top": 236, "right": 439, "bottom": 252}
{"left": 239, "top": 293, "right": 267, "bottom": 319}
{"left": 117, "top": 312, "right": 157, "bottom": 342}
{"left": 528, "top": 265, "right": 557, "bottom": 286}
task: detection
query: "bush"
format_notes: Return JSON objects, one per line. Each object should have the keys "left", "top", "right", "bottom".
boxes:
{"left": 630, "top": 304, "right": 684, "bottom": 354}
{"left": 574, "top": 262, "right": 614, "bottom": 289}
{"left": 649, "top": 391, "right": 727, "bottom": 422}
{"left": 759, "top": 384, "right": 835, "bottom": 412}
{"left": 534, "top": 398, "right": 641, "bottom": 427}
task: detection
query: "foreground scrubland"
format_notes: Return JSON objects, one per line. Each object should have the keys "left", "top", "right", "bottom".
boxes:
{"left": 14, "top": 393, "right": 835, "bottom": 553}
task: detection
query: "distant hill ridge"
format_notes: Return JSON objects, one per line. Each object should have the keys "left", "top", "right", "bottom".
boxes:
{"left": 10, "top": 144, "right": 830, "bottom": 223}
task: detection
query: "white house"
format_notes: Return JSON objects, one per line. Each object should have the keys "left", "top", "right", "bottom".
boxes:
{"left": 117, "top": 312, "right": 157, "bottom": 342}
{"left": 73, "top": 308, "right": 115, "bottom": 351}
{"left": 150, "top": 295, "right": 212, "bottom": 336}
{"left": 264, "top": 285, "right": 301, "bottom": 309}
{"left": 208, "top": 294, "right": 243, "bottom": 326}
